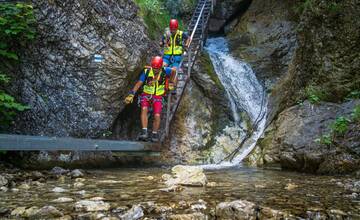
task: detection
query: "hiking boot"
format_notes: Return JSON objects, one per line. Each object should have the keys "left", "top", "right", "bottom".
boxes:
{"left": 138, "top": 129, "right": 148, "bottom": 141}
{"left": 151, "top": 132, "right": 159, "bottom": 142}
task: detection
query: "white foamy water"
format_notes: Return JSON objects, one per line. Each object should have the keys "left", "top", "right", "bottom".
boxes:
{"left": 201, "top": 37, "right": 267, "bottom": 169}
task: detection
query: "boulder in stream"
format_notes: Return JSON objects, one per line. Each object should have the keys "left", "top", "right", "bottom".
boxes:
{"left": 163, "top": 165, "right": 207, "bottom": 187}
{"left": 118, "top": 205, "right": 144, "bottom": 220}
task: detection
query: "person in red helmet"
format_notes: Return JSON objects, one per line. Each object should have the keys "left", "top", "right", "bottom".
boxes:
{"left": 160, "top": 19, "right": 190, "bottom": 68}
{"left": 124, "top": 56, "right": 176, "bottom": 142}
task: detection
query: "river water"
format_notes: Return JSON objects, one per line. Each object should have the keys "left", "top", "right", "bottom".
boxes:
{"left": 0, "top": 167, "right": 359, "bottom": 219}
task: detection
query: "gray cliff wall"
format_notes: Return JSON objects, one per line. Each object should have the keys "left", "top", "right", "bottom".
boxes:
{"left": 10, "top": 0, "right": 152, "bottom": 138}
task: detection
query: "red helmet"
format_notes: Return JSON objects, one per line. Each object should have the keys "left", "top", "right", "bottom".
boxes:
{"left": 151, "top": 56, "right": 163, "bottom": 69}
{"left": 169, "top": 19, "right": 179, "bottom": 31}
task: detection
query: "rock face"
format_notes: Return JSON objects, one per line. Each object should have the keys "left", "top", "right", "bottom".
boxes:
{"left": 166, "top": 53, "right": 234, "bottom": 164}
{"left": 240, "top": 0, "right": 360, "bottom": 174}
{"left": 209, "top": 0, "right": 252, "bottom": 33}
{"left": 250, "top": 100, "right": 360, "bottom": 174}
{"left": 10, "top": 0, "right": 151, "bottom": 137}
{"left": 228, "top": 0, "right": 297, "bottom": 89}
{"left": 269, "top": 0, "right": 360, "bottom": 119}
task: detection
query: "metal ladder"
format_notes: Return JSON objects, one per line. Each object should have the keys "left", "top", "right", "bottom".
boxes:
{"left": 160, "top": 0, "right": 215, "bottom": 142}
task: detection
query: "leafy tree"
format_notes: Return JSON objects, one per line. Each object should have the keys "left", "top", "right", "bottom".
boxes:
{"left": 0, "top": 3, "right": 36, "bottom": 128}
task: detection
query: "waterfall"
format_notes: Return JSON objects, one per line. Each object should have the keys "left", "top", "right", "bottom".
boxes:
{"left": 201, "top": 37, "right": 267, "bottom": 169}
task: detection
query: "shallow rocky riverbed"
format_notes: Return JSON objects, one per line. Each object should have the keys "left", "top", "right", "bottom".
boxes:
{"left": 0, "top": 165, "right": 359, "bottom": 219}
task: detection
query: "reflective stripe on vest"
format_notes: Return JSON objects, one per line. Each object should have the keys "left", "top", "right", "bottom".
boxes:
{"left": 143, "top": 68, "right": 167, "bottom": 96}
{"left": 164, "top": 30, "right": 183, "bottom": 55}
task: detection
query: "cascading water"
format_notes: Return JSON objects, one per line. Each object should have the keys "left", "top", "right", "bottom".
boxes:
{"left": 202, "top": 37, "right": 267, "bottom": 168}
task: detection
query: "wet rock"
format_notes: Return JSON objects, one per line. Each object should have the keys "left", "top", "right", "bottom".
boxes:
{"left": 76, "top": 190, "right": 86, "bottom": 195}
{"left": 11, "top": 188, "right": 19, "bottom": 192}
{"left": 74, "top": 182, "right": 85, "bottom": 188}
{"left": 89, "top": 197, "right": 105, "bottom": 201}
{"left": 259, "top": 207, "right": 293, "bottom": 219}
{"left": 58, "top": 175, "right": 67, "bottom": 183}
{"left": 118, "top": 205, "right": 144, "bottom": 220}
{"left": 59, "top": 215, "right": 73, "bottom": 220}
{"left": 146, "top": 176, "right": 154, "bottom": 181}
{"left": 216, "top": 200, "right": 256, "bottom": 219}
{"left": 30, "top": 171, "right": 44, "bottom": 179}
{"left": 23, "top": 206, "right": 39, "bottom": 218}
{"left": 206, "top": 182, "right": 217, "bottom": 187}
{"left": 70, "top": 169, "right": 84, "bottom": 178}
{"left": 154, "top": 205, "right": 172, "bottom": 214}
{"left": 139, "top": 201, "right": 156, "bottom": 214}
{"left": 99, "top": 180, "right": 123, "bottom": 184}
{"left": 75, "top": 178, "right": 86, "bottom": 182}
{"left": 0, "top": 175, "right": 8, "bottom": 187}
{"left": 112, "top": 206, "right": 128, "bottom": 214}
{"left": 0, "top": 207, "right": 10, "bottom": 216}
{"left": 168, "top": 212, "right": 207, "bottom": 220}
{"left": 284, "top": 183, "right": 298, "bottom": 191}
{"left": 0, "top": 186, "right": 8, "bottom": 192}
{"left": 190, "top": 200, "right": 207, "bottom": 212}
{"left": 11, "top": 207, "right": 26, "bottom": 216}
{"left": 164, "top": 165, "right": 207, "bottom": 187}
{"left": 328, "top": 209, "right": 348, "bottom": 219}
{"left": 35, "top": 206, "right": 63, "bottom": 218}
{"left": 169, "top": 53, "right": 233, "bottom": 164}
{"left": 178, "top": 201, "right": 189, "bottom": 209}
{"left": 18, "top": 183, "right": 31, "bottom": 190}
{"left": 52, "top": 197, "right": 74, "bottom": 203}
{"left": 32, "top": 181, "right": 45, "bottom": 187}
{"left": 159, "top": 185, "right": 184, "bottom": 192}
{"left": 52, "top": 187, "right": 68, "bottom": 193}
{"left": 74, "top": 200, "right": 110, "bottom": 212}
{"left": 262, "top": 100, "right": 360, "bottom": 174}
{"left": 51, "top": 167, "right": 70, "bottom": 175}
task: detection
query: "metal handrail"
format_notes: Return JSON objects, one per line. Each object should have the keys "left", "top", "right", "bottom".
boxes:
{"left": 162, "top": 0, "right": 212, "bottom": 140}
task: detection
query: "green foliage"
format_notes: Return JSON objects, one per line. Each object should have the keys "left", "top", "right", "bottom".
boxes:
{"left": 327, "top": 2, "right": 342, "bottom": 14}
{"left": 294, "top": 0, "right": 314, "bottom": 14}
{"left": 352, "top": 105, "right": 360, "bottom": 122}
{"left": 0, "top": 150, "right": 6, "bottom": 155}
{"left": 346, "top": 90, "right": 360, "bottom": 99}
{"left": 0, "top": 73, "right": 30, "bottom": 126}
{"left": 330, "top": 116, "right": 350, "bottom": 135}
{"left": 0, "top": 3, "right": 35, "bottom": 128}
{"left": 305, "top": 85, "right": 324, "bottom": 104}
{"left": 135, "top": 0, "right": 183, "bottom": 39}
{"left": 0, "top": 3, "right": 36, "bottom": 56}
{"left": 315, "top": 134, "right": 332, "bottom": 146}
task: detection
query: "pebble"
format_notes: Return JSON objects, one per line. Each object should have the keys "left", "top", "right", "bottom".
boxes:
{"left": 70, "top": 169, "right": 84, "bottom": 178}
{"left": 52, "top": 197, "right": 74, "bottom": 203}
{"left": 74, "top": 200, "right": 111, "bottom": 212}
{"left": 18, "top": 183, "right": 30, "bottom": 190}
{"left": 74, "top": 182, "right": 85, "bottom": 188}
{"left": 52, "top": 187, "right": 68, "bottom": 193}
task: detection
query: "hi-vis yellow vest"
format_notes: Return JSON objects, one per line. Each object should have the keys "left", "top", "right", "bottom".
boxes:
{"left": 143, "top": 68, "right": 167, "bottom": 96}
{"left": 164, "top": 30, "right": 183, "bottom": 55}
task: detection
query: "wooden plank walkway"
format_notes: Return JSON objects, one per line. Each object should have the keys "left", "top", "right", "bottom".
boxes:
{"left": 0, "top": 134, "right": 160, "bottom": 152}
